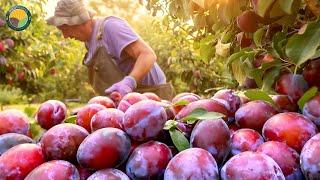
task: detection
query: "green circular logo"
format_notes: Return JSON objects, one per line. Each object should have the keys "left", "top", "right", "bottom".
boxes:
{"left": 6, "top": 5, "right": 31, "bottom": 31}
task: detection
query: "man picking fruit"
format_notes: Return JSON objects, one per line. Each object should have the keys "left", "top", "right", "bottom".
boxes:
{"left": 46, "top": 0, "right": 175, "bottom": 100}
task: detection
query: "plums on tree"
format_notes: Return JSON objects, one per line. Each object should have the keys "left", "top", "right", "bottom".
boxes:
{"left": 303, "top": 59, "right": 320, "bottom": 88}
{"left": 236, "top": 32, "right": 252, "bottom": 48}
{"left": 236, "top": 10, "right": 260, "bottom": 33}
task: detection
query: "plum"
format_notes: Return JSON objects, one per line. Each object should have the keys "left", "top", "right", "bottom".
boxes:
{"left": 252, "top": 54, "right": 274, "bottom": 68}
{"left": 228, "top": 123, "right": 240, "bottom": 136}
{"left": 0, "top": 144, "right": 45, "bottom": 179}
{"left": 35, "top": 100, "right": 67, "bottom": 130}
{"left": 77, "top": 128, "right": 131, "bottom": 170}
{"left": 123, "top": 100, "right": 167, "bottom": 141}
{"left": 236, "top": 10, "right": 259, "bottom": 33}
{"left": 0, "top": 56, "right": 7, "bottom": 65}
{"left": 143, "top": 92, "right": 161, "bottom": 101}
{"left": 235, "top": 100, "right": 278, "bottom": 132}
{"left": 91, "top": 108, "right": 124, "bottom": 131}
{"left": 0, "top": 109, "right": 29, "bottom": 135}
{"left": 172, "top": 93, "right": 201, "bottom": 114}
{"left": 25, "top": 160, "right": 79, "bottom": 180}
{"left": 0, "top": 133, "right": 34, "bottom": 156}
{"left": 164, "top": 148, "right": 219, "bottom": 180}
{"left": 88, "top": 169, "right": 129, "bottom": 180}
{"left": 230, "top": 128, "right": 264, "bottom": 156}
{"left": 40, "top": 123, "right": 89, "bottom": 162}
{"left": 263, "top": 112, "right": 318, "bottom": 152}
{"left": 303, "top": 93, "right": 320, "bottom": 126}
{"left": 4, "top": 38, "right": 14, "bottom": 48}
{"left": 0, "top": 19, "right": 5, "bottom": 27}
{"left": 126, "top": 141, "right": 172, "bottom": 179}
{"left": 275, "top": 73, "right": 309, "bottom": 103}
{"left": 220, "top": 151, "right": 285, "bottom": 180}
{"left": 118, "top": 92, "right": 148, "bottom": 112}
{"left": 88, "top": 96, "right": 115, "bottom": 108}
{"left": 190, "top": 119, "right": 230, "bottom": 165}
{"left": 213, "top": 89, "right": 241, "bottom": 117}
{"left": 257, "top": 141, "right": 300, "bottom": 178}
{"left": 176, "top": 99, "right": 230, "bottom": 120}
{"left": 271, "top": 95, "right": 298, "bottom": 112}
{"left": 242, "top": 77, "right": 258, "bottom": 89}
{"left": 303, "top": 59, "right": 320, "bottom": 88}
{"left": 300, "top": 133, "right": 320, "bottom": 179}
{"left": 76, "top": 104, "right": 106, "bottom": 132}
{"left": 76, "top": 165, "right": 94, "bottom": 180}
{"left": 236, "top": 32, "right": 252, "bottom": 48}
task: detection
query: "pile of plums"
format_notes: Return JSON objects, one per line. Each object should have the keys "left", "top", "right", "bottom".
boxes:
{"left": 0, "top": 61, "right": 320, "bottom": 179}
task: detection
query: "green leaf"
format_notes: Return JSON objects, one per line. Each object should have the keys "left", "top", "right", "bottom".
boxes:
{"left": 182, "top": 108, "right": 207, "bottom": 122}
{"left": 29, "top": 120, "right": 45, "bottom": 141}
{"left": 272, "top": 32, "right": 287, "bottom": 59}
{"left": 311, "top": 49, "right": 320, "bottom": 59}
{"left": 227, "top": 48, "right": 253, "bottom": 66}
{"left": 169, "top": 129, "right": 189, "bottom": 152}
{"left": 262, "top": 67, "right": 282, "bottom": 92}
{"left": 257, "top": 0, "right": 276, "bottom": 17}
{"left": 298, "top": 87, "right": 318, "bottom": 110}
{"left": 244, "top": 89, "right": 276, "bottom": 107}
{"left": 173, "top": 100, "right": 190, "bottom": 107}
{"left": 24, "top": 106, "right": 37, "bottom": 118}
{"left": 65, "top": 115, "right": 77, "bottom": 124}
{"left": 279, "top": 0, "right": 295, "bottom": 14}
{"left": 253, "top": 28, "right": 266, "bottom": 47}
{"left": 249, "top": 60, "right": 282, "bottom": 88}
{"left": 286, "top": 19, "right": 320, "bottom": 67}
{"left": 164, "top": 120, "right": 178, "bottom": 130}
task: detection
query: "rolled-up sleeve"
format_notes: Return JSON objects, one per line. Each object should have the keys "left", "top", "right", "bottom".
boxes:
{"left": 103, "top": 17, "right": 139, "bottom": 60}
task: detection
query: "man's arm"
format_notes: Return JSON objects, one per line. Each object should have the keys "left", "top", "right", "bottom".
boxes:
{"left": 122, "top": 39, "right": 157, "bottom": 83}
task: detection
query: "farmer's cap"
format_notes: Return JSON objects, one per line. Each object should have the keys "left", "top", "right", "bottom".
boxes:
{"left": 46, "top": 0, "right": 95, "bottom": 26}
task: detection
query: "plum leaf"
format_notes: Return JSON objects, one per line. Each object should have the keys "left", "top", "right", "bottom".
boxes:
{"left": 256, "top": 0, "right": 276, "bottom": 17}
{"left": 182, "top": 108, "right": 225, "bottom": 124}
{"left": 173, "top": 100, "right": 190, "bottom": 107}
{"left": 253, "top": 27, "right": 266, "bottom": 47}
{"left": 244, "top": 89, "right": 276, "bottom": 107}
{"left": 169, "top": 129, "right": 189, "bottom": 152}
{"left": 298, "top": 86, "right": 318, "bottom": 110}
{"left": 164, "top": 120, "right": 178, "bottom": 130}
{"left": 65, "top": 115, "right": 77, "bottom": 124}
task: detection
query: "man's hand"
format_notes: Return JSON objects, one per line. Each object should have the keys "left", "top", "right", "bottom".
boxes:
{"left": 105, "top": 76, "right": 137, "bottom": 99}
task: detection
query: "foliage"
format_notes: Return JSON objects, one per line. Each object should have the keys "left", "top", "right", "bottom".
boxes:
{"left": 0, "top": 85, "right": 27, "bottom": 109}
{"left": 145, "top": 0, "right": 320, "bottom": 95}
{"left": 0, "top": 0, "right": 93, "bottom": 102}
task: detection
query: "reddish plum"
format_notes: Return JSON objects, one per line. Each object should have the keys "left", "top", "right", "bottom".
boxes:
{"left": 88, "top": 169, "right": 129, "bottom": 180}
{"left": 303, "top": 59, "right": 320, "bottom": 88}
{"left": 123, "top": 100, "right": 167, "bottom": 141}
{"left": 76, "top": 104, "right": 106, "bottom": 132}
{"left": 0, "top": 133, "right": 34, "bottom": 156}
{"left": 303, "top": 93, "right": 320, "bottom": 126}
{"left": 262, "top": 112, "right": 318, "bottom": 152}
{"left": 126, "top": 141, "right": 172, "bottom": 179}
{"left": 164, "top": 148, "right": 219, "bottom": 180}
{"left": 213, "top": 89, "right": 241, "bottom": 116}
{"left": 35, "top": 100, "right": 67, "bottom": 130}
{"left": 176, "top": 99, "right": 230, "bottom": 120}
{"left": 143, "top": 92, "right": 161, "bottom": 101}
{"left": 172, "top": 93, "right": 201, "bottom": 114}
{"left": 91, "top": 108, "right": 124, "bottom": 131}
{"left": 220, "top": 151, "right": 285, "bottom": 180}
{"left": 271, "top": 95, "right": 298, "bottom": 112}
{"left": 300, "top": 133, "right": 320, "bottom": 179}
{"left": 236, "top": 32, "right": 252, "bottom": 48}
{"left": 257, "top": 141, "right": 300, "bottom": 178}
{"left": 117, "top": 92, "right": 148, "bottom": 112}
{"left": 236, "top": 10, "right": 259, "bottom": 33}
{"left": 0, "top": 109, "right": 29, "bottom": 135}
{"left": 25, "top": 160, "right": 79, "bottom": 180}
{"left": 190, "top": 119, "right": 230, "bottom": 165}
{"left": 0, "top": 144, "right": 45, "bottom": 179}
{"left": 88, "top": 96, "right": 115, "bottom": 108}
{"left": 230, "top": 128, "right": 264, "bottom": 156}
{"left": 235, "top": 100, "right": 278, "bottom": 132}
{"left": 77, "top": 128, "right": 131, "bottom": 170}
{"left": 275, "top": 73, "right": 309, "bottom": 103}
{"left": 40, "top": 123, "right": 89, "bottom": 161}
{"left": 77, "top": 165, "right": 94, "bottom": 180}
